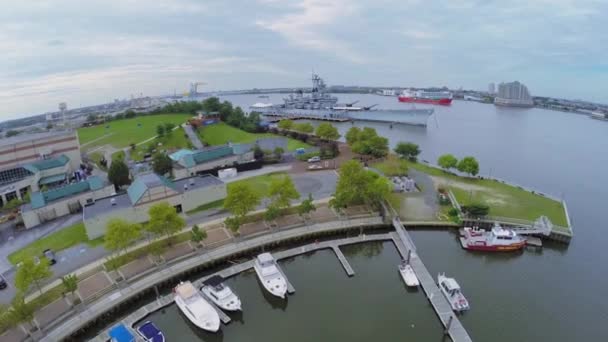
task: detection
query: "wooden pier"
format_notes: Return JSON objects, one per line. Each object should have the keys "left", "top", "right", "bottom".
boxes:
{"left": 332, "top": 246, "right": 355, "bottom": 276}
{"left": 392, "top": 218, "right": 473, "bottom": 342}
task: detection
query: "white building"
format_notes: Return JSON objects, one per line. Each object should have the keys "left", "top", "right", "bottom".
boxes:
{"left": 494, "top": 81, "right": 534, "bottom": 107}
{"left": 488, "top": 83, "right": 495, "bottom": 95}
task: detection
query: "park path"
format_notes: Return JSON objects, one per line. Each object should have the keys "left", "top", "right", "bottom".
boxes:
{"left": 182, "top": 123, "right": 204, "bottom": 149}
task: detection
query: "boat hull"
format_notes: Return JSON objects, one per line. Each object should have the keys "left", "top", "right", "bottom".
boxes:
{"left": 174, "top": 296, "right": 220, "bottom": 332}
{"left": 463, "top": 241, "right": 526, "bottom": 252}
{"left": 253, "top": 264, "right": 287, "bottom": 299}
{"left": 398, "top": 96, "right": 452, "bottom": 105}
{"left": 399, "top": 265, "right": 419, "bottom": 287}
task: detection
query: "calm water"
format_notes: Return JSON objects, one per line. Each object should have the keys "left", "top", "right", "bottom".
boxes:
{"left": 127, "top": 95, "right": 607, "bottom": 341}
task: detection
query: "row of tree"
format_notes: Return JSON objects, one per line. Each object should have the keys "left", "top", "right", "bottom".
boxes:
{"left": 276, "top": 120, "right": 341, "bottom": 141}
{"left": 345, "top": 127, "right": 389, "bottom": 158}
{"left": 437, "top": 154, "right": 480, "bottom": 176}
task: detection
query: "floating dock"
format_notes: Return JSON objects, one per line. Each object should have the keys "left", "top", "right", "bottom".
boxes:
{"left": 332, "top": 246, "right": 355, "bottom": 277}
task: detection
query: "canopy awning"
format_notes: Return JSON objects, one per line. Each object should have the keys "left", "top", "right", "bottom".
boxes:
{"left": 38, "top": 173, "right": 66, "bottom": 185}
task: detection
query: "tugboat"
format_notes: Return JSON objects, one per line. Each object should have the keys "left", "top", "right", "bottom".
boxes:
{"left": 459, "top": 223, "right": 526, "bottom": 252}
{"left": 438, "top": 273, "right": 470, "bottom": 312}
{"left": 254, "top": 253, "right": 287, "bottom": 299}
{"left": 201, "top": 275, "right": 242, "bottom": 311}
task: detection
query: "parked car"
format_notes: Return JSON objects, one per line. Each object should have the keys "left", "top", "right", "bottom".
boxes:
{"left": 0, "top": 276, "right": 7, "bottom": 290}
{"left": 43, "top": 249, "right": 57, "bottom": 265}
{"left": 307, "top": 156, "right": 321, "bottom": 163}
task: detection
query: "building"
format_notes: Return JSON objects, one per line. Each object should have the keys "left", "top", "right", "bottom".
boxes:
{"left": 21, "top": 176, "right": 115, "bottom": 228}
{"left": 494, "top": 81, "right": 534, "bottom": 107}
{"left": 0, "top": 130, "right": 82, "bottom": 206}
{"left": 171, "top": 144, "right": 254, "bottom": 179}
{"left": 488, "top": 83, "right": 495, "bottom": 95}
{"left": 83, "top": 173, "right": 226, "bottom": 239}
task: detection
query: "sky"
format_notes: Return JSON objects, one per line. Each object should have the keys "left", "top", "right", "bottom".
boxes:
{"left": 1, "top": 0, "right": 607, "bottom": 120}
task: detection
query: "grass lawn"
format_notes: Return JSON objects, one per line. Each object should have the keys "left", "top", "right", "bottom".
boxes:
{"left": 8, "top": 223, "right": 100, "bottom": 265}
{"left": 198, "top": 123, "right": 310, "bottom": 151}
{"left": 130, "top": 127, "right": 192, "bottom": 162}
{"left": 89, "top": 151, "right": 107, "bottom": 171}
{"left": 372, "top": 155, "right": 409, "bottom": 176}
{"left": 186, "top": 199, "right": 225, "bottom": 215}
{"left": 77, "top": 114, "right": 191, "bottom": 150}
{"left": 402, "top": 159, "right": 569, "bottom": 228}
{"left": 105, "top": 231, "right": 191, "bottom": 270}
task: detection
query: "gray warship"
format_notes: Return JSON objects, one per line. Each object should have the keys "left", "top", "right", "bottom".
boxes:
{"left": 250, "top": 74, "right": 434, "bottom": 126}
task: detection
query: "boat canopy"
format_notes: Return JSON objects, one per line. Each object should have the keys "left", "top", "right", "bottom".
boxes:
{"left": 442, "top": 278, "right": 461, "bottom": 291}
{"left": 203, "top": 275, "right": 225, "bottom": 288}
{"left": 257, "top": 253, "right": 275, "bottom": 264}
{"left": 109, "top": 324, "right": 135, "bottom": 342}
{"left": 176, "top": 282, "right": 197, "bottom": 299}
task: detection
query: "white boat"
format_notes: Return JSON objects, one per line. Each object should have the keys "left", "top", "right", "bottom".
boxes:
{"left": 437, "top": 273, "right": 470, "bottom": 312}
{"left": 398, "top": 262, "right": 419, "bottom": 287}
{"left": 254, "top": 253, "right": 287, "bottom": 299}
{"left": 174, "top": 281, "right": 220, "bottom": 332}
{"left": 201, "top": 275, "right": 242, "bottom": 311}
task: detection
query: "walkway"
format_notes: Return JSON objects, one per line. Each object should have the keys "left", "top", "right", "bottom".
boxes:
{"left": 182, "top": 124, "right": 204, "bottom": 149}
{"left": 41, "top": 216, "right": 384, "bottom": 342}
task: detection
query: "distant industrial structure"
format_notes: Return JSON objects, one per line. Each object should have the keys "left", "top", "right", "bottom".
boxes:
{"left": 494, "top": 81, "right": 534, "bottom": 107}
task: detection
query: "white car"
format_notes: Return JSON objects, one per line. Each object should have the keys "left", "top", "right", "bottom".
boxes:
{"left": 307, "top": 156, "right": 321, "bottom": 163}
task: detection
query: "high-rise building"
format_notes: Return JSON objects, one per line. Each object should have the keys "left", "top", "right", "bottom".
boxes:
{"left": 488, "top": 83, "right": 495, "bottom": 94}
{"left": 494, "top": 81, "right": 533, "bottom": 107}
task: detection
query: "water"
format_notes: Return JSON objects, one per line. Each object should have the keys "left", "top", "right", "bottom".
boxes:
{"left": 131, "top": 95, "right": 607, "bottom": 340}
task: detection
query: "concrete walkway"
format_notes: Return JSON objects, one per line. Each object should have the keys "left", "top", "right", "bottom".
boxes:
{"left": 182, "top": 124, "right": 204, "bottom": 149}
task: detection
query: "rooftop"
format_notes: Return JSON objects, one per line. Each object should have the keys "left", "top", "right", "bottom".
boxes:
{"left": 0, "top": 130, "right": 75, "bottom": 147}
{"left": 83, "top": 174, "right": 224, "bottom": 220}
{"left": 25, "top": 176, "right": 105, "bottom": 210}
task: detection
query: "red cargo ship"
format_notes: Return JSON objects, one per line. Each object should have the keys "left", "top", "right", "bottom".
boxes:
{"left": 398, "top": 89, "right": 452, "bottom": 105}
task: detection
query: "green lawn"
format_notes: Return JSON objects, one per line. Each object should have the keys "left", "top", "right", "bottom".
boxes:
{"left": 77, "top": 114, "right": 191, "bottom": 150}
{"left": 198, "top": 123, "right": 310, "bottom": 151}
{"left": 8, "top": 223, "right": 99, "bottom": 265}
{"left": 373, "top": 155, "right": 409, "bottom": 176}
{"left": 130, "top": 127, "right": 193, "bottom": 162}
{"left": 400, "top": 160, "right": 569, "bottom": 228}
{"left": 186, "top": 199, "right": 225, "bottom": 215}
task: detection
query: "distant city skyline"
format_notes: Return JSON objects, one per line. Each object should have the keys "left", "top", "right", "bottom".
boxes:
{"left": 1, "top": 0, "right": 607, "bottom": 120}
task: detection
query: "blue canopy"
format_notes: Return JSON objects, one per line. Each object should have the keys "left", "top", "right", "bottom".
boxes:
{"left": 109, "top": 324, "right": 135, "bottom": 342}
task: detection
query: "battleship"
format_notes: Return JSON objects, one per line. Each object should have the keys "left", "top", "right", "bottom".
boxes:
{"left": 250, "top": 74, "right": 434, "bottom": 126}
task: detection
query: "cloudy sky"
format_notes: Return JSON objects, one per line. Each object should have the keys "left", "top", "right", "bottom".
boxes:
{"left": 1, "top": 0, "right": 607, "bottom": 119}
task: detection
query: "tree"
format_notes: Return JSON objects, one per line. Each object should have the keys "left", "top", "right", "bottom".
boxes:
{"left": 273, "top": 147, "right": 284, "bottom": 160}
{"left": 277, "top": 119, "right": 294, "bottom": 130}
{"left": 224, "top": 216, "right": 241, "bottom": 234}
{"left": 315, "top": 123, "right": 341, "bottom": 140}
{"left": 5, "top": 130, "right": 20, "bottom": 138}
{"left": 152, "top": 153, "right": 173, "bottom": 176}
{"left": 164, "top": 122, "right": 175, "bottom": 135}
{"left": 108, "top": 159, "right": 130, "bottom": 189}
{"left": 437, "top": 154, "right": 458, "bottom": 171}
{"left": 294, "top": 122, "right": 314, "bottom": 133}
{"left": 457, "top": 156, "right": 479, "bottom": 176}
{"left": 15, "top": 257, "right": 52, "bottom": 295}
{"left": 297, "top": 193, "right": 316, "bottom": 219}
{"left": 269, "top": 175, "right": 300, "bottom": 209}
{"left": 86, "top": 114, "right": 97, "bottom": 122}
{"left": 190, "top": 225, "right": 207, "bottom": 248}
{"left": 147, "top": 202, "right": 186, "bottom": 242}
{"left": 124, "top": 110, "right": 137, "bottom": 118}
{"left": 46, "top": 123, "right": 53, "bottom": 130}
{"left": 394, "top": 142, "right": 421, "bottom": 161}
{"left": 224, "top": 183, "right": 260, "bottom": 218}
{"left": 331, "top": 160, "right": 391, "bottom": 210}
{"left": 9, "top": 295, "right": 35, "bottom": 333}
{"left": 253, "top": 144, "right": 264, "bottom": 160}
{"left": 156, "top": 124, "right": 165, "bottom": 137}
{"left": 462, "top": 203, "right": 490, "bottom": 217}
{"left": 345, "top": 127, "right": 361, "bottom": 145}
{"left": 61, "top": 274, "right": 78, "bottom": 299}
{"left": 104, "top": 218, "right": 142, "bottom": 255}
{"left": 264, "top": 204, "right": 281, "bottom": 222}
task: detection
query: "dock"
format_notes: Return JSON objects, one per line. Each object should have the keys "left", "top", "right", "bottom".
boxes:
{"left": 392, "top": 218, "right": 472, "bottom": 342}
{"left": 332, "top": 246, "right": 354, "bottom": 276}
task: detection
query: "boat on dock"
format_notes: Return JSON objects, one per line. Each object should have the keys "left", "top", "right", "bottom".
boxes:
{"left": 174, "top": 281, "right": 220, "bottom": 332}
{"left": 137, "top": 321, "right": 165, "bottom": 342}
{"left": 459, "top": 223, "right": 526, "bottom": 252}
{"left": 254, "top": 253, "right": 287, "bottom": 299}
{"left": 398, "top": 262, "right": 419, "bottom": 287}
{"left": 109, "top": 324, "right": 135, "bottom": 342}
{"left": 201, "top": 275, "right": 242, "bottom": 311}
{"left": 437, "top": 273, "right": 470, "bottom": 313}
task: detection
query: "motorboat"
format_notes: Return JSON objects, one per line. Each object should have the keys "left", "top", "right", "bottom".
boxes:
{"left": 437, "top": 273, "right": 470, "bottom": 312}
{"left": 201, "top": 275, "right": 242, "bottom": 311}
{"left": 254, "top": 253, "right": 287, "bottom": 298}
{"left": 136, "top": 321, "right": 165, "bottom": 342}
{"left": 398, "top": 262, "right": 419, "bottom": 287}
{"left": 174, "top": 281, "right": 220, "bottom": 332}
{"left": 460, "top": 223, "right": 526, "bottom": 252}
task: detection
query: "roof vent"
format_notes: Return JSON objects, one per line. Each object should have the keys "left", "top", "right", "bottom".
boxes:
{"left": 111, "top": 198, "right": 116, "bottom": 206}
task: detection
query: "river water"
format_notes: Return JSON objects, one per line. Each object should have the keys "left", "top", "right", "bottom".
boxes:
{"left": 129, "top": 95, "right": 607, "bottom": 341}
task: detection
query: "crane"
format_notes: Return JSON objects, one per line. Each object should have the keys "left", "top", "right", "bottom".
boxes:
{"left": 189, "top": 82, "right": 207, "bottom": 97}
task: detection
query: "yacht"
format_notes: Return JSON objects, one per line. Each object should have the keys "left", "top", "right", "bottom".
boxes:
{"left": 174, "top": 281, "right": 220, "bottom": 332}
{"left": 437, "top": 273, "right": 470, "bottom": 312}
{"left": 254, "top": 253, "right": 287, "bottom": 298}
{"left": 201, "top": 275, "right": 242, "bottom": 311}
{"left": 460, "top": 223, "right": 526, "bottom": 252}
{"left": 398, "top": 262, "right": 419, "bottom": 287}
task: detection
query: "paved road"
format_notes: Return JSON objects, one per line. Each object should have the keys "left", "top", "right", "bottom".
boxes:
{"left": 183, "top": 124, "right": 204, "bottom": 149}
{"left": 0, "top": 169, "right": 338, "bottom": 304}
